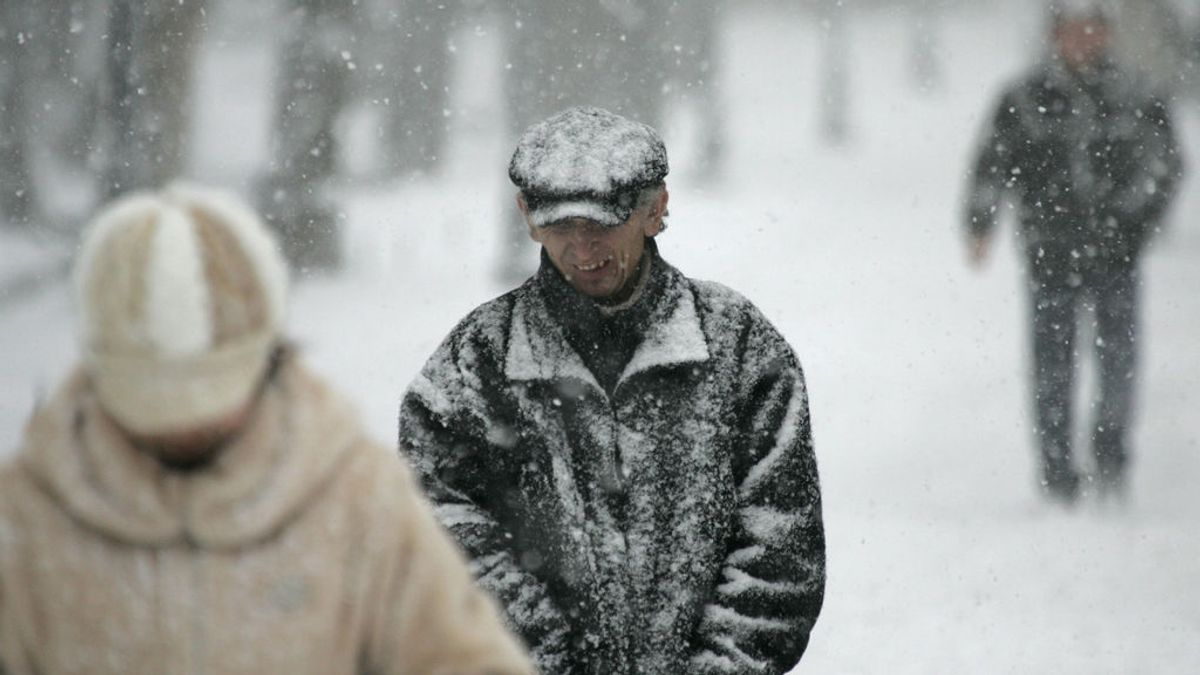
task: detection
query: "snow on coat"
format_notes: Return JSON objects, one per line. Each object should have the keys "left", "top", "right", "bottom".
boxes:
{"left": 399, "top": 253, "right": 825, "bottom": 674}
{"left": 0, "top": 353, "right": 533, "bottom": 675}
{"left": 965, "top": 58, "right": 1182, "bottom": 266}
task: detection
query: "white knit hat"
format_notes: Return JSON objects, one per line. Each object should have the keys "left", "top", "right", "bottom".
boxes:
{"left": 74, "top": 184, "right": 289, "bottom": 436}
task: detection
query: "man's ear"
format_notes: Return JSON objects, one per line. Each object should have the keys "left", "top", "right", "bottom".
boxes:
{"left": 517, "top": 193, "right": 543, "bottom": 242}
{"left": 655, "top": 189, "right": 669, "bottom": 218}
{"left": 644, "top": 189, "right": 669, "bottom": 237}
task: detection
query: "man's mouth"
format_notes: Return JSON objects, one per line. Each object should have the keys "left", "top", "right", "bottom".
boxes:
{"left": 574, "top": 256, "right": 612, "bottom": 273}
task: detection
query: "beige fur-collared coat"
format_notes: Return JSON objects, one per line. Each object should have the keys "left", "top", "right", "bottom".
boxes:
{"left": 0, "top": 355, "right": 533, "bottom": 675}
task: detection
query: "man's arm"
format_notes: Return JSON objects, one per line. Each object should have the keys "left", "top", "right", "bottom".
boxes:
{"left": 689, "top": 315, "right": 825, "bottom": 674}
{"left": 399, "top": 333, "right": 575, "bottom": 673}
{"left": 963, "top": 91, "right": 1020, "bottom": 264}
{"left": 1106, "top": 95, "right": 1184, "bottom": 252}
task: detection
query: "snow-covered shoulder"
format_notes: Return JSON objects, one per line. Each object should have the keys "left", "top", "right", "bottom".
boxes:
{"left": 423, "top": 284, "right": 526, "bottom": 367}
{"left": 689, "top": 277, "right": 803, "bottom": 366}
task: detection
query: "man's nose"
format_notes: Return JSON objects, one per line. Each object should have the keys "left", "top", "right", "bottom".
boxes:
{"left": 569, "top": 225, "right": 600, "bottom": 246}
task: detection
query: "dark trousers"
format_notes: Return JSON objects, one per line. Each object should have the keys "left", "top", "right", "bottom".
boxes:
{"left": 1026, "top": 254, "right": 1139, "bottom": 489}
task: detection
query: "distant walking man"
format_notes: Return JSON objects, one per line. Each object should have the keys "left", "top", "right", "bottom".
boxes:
{"left": 964, "top": 0, "right": 1183, "bottom": 503}
{"left": 399, "top": 107, "right": 825, "bottom": 673}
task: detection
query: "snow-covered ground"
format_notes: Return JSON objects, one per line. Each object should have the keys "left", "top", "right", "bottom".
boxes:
{"left": 2, "top": 2, "right": 1199, "bottom": 672}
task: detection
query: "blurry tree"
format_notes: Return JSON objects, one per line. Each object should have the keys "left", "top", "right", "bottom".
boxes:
{"left": 908, "top": 0, "right": 943, "bottom": 92}
{"left": 505, "top": 0, "right": 667, "bottom": 134}
{"left": 0, "top": 1, "right": 42, "bottom": 227}
{"left": 0, "top": 0, "right": 109, "bottom": 231}
{"left": 817, "top": 0, "right": 851, "bottom": 144}
{"left": 105, "top": 0, "right": 208, "bottom": 198}
{"left": 663, "top": 0, "right": 727, "bottom": 180}
{"left": 375, "top": 0, "right": 458, "bottom": 177}
{"left": 56, "top": 2, "right": 110, "bottom": 182}
{"left": 258, "top": 0, "right": 361, "bottom": 272}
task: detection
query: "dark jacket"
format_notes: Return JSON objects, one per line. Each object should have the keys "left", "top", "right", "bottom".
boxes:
{"left": 398, "top": 250, "right": 825, "bottom": 674}
{"left": 965, "top": 58, "right": 1182, "bottom": 270}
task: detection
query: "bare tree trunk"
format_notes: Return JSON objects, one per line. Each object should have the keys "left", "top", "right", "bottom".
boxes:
{"left": 909, "top": 0, "right": 942, "bottom": 93}
{"left": 0, "top": 2, "right": 44, "bottom": 226}
{"left": 817, "top": 0, "right": 850, "bottom": 144}
{"left": 104, "top": 0, "right": 207, "bottom": 198}
{"left": 56, "top": 1, "right": 109, "bottom": 173}
{"left": 664, "top": 0, "right": 726, "bottom": 180}
{"left": 379, "top": 0, "right": 456, "bottom": 177}
{"left": 259, "top": 0, "right": 358, "bottom": 273}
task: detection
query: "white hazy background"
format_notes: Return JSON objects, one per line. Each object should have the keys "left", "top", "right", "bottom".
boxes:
{"left": 2, "top": 1, "right": 1198, "bottom": 672}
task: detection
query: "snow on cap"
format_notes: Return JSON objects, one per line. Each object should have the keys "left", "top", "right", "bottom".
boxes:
{"left": 74, "top": 183, "right": 289, "bottom": 436}
{"left": 509, "top": 107, "right": 668, "bottom": 228}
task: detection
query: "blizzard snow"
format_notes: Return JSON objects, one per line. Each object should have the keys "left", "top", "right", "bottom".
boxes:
{"left": 2, "top": 2, "right": 1199, "bottom": 673}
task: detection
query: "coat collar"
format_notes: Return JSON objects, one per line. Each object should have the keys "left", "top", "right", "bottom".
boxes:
{"left": 17, "top": 355, "right": 360, "bottom": 549}
{"left": 504, "top": 257, "right": 710, "bottom": 393}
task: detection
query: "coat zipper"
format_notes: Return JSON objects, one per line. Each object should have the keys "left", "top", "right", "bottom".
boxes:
{"left": 185, "top": 535, "right": 207, "bottom": 675}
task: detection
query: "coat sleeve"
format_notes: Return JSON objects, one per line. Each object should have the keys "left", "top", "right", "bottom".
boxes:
{"left": 0, "top": 487, "right": 31, "bottom": 675}
{"left": 0, "top": 573, "right": 6, "bottom": 675}
{"left": 688, "top": 313, "right": 826, "bottom": 674}
{"left": 0, "top": 569, "right": 4, "bottom": 674}
{"left": 964, "top": 91, "right": 1020, "bottom": 239}
{"left": 399, "top": 329, "right": 575, "bottom": 674}
{"left": 1104, "top": 94, "right": 1183, "bottom": 252}
{"left": 366, "top": 456, "right": 535, "bottom": 675}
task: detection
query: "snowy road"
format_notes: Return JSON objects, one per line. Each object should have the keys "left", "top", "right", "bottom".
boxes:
{"left": 2, "top": 2, "right": 1198, "bottom": 673}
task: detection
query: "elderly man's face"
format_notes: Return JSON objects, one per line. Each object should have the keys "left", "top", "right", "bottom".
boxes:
{"left": 524, "top": 190, "right": 668, "bottom": 300}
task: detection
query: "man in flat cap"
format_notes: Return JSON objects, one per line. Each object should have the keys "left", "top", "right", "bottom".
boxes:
{"left": 399, "top": 107, "right": 825, "bottom": 674}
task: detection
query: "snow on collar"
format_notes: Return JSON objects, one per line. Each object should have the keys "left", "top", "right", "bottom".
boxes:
{"left": 616, "top": 286, "right": 709, "bottom": 387}
{"left": 505, "top": 265, "right": 709, "bottom": 391}
{"left": 505, "top": 295, "right": 601, "bottom": 390}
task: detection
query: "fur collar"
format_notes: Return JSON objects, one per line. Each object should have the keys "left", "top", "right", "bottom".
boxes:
{"left": 506, "top": 255, "right": 709, "bottom": 396}
{"left": 16, "top": 356, "right": 361, "bottom": 549}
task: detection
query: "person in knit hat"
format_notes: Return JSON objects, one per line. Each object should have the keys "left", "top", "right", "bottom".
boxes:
{"left": 0, "top": 184, "right": 533, "bottom": 675}
{"left": 400, "top": 107, "right": 825, "bottom": 673}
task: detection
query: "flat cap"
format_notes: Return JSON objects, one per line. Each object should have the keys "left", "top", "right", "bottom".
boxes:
{"left": 509, "top": 107, "right": 668, "bottom": 227}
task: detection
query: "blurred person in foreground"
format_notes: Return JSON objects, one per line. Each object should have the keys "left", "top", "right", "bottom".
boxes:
{"left": 0, "top": 185, "right": 532, "bottom": 674}
{"left": 399, "top": 107, "right": 825, "bottom": 673}
{"left": 963, "top": 0, "right": 1183, "bottom": 505}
